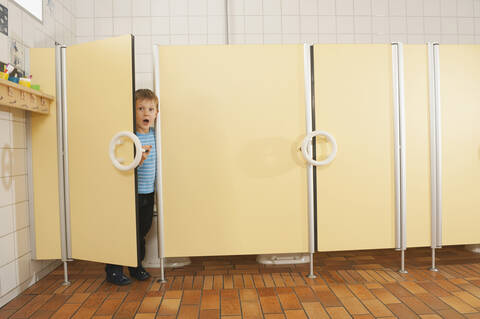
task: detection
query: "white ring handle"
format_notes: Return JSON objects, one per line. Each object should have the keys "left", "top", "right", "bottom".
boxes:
{"left": 109, "top": 131, "right": 143, "bottom": 171}
{"left": 300, "top": 130, "right": 337, "bottom": 166}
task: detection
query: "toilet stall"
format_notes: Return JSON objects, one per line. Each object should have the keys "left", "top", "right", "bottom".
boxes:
{"left": 27, "top": 35, "right": 480, "bottom": 281}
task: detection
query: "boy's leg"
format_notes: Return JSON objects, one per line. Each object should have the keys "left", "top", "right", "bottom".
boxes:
{"left": 129, "top": 192, "right": 154, "bottom": 280}
{"left": 105, "top": 264, "right": 131, "bottom": 286}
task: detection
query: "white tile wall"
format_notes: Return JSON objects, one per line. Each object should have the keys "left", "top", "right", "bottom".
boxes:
{"left": 0, "top": 0, "right": 72, "bottom": 308}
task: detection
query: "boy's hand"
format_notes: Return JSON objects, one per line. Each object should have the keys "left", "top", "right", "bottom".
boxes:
{"left": 139, "top": 145, "right": 152, "bottom": 166}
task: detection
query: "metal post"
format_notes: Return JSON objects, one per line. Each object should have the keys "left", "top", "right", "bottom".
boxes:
{"left": 153, "top": 44, "right": 167, "bottom": 283}
{"left": 430, "top": 248, "right": 438, "bottom": 272}
{"left": 392, "top": 43, "right": 408, "bottom": 274}
{"left": 303, "top": 44, "right": 316, "bottom": 279}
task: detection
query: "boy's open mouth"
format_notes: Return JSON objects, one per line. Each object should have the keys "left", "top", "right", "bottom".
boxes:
{"left": 143, "top": 119, "right": 149, "bottom": 125}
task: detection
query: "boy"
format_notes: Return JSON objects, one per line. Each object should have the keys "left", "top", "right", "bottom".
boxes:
{"left": 105, "top": 89, "right": 159, "bottom": 285}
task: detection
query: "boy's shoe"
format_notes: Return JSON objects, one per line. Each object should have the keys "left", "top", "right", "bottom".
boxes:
{"left": 128, "top": 266, "right": 151, "bottom": 281}
{"left": 106, "top": 272, "right": 131, "bottom": 286}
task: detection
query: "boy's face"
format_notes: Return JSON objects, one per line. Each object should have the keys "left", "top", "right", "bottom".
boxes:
{"left": 135, "top": 99, "right": 158, "bottom": 134}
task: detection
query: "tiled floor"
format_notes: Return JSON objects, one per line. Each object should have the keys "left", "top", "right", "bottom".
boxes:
{"left": 2, "top": 246, "right": 480, "bottom": 318}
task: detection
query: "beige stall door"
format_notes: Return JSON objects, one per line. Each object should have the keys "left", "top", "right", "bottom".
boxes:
{"left": 30, "top": 48, "right": 61, "bottom": 259}
{"left": 440, "top": 45, "right": 480, "bottom": 245}
{"left": 404, "top": 45, "right": 431, "bottom": 248}
{"left": 158, "top": 45, "right": 308, "bottom": 257}
{"left": 314, "top": 44, "right": 396, "bottom": 251}
{"left": 67, "top": 35, "right": 138, "bottom": 266}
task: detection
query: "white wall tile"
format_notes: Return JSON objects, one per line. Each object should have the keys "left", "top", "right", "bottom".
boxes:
{"left": 189, "top": 34, "right": 208, "bottom": 44}
{"left": 390, "top": 17, "right": 407, "bottom": 33}
{"left": 77, "top": 18, "right": 94, "bottom": 37}
{"left": 11, "top": 150, "right": 25, "bottom": 177}
{"left": 475, "top": 18, "right": 480, "bottom": 34}
{"left": 207, "top": 33, "right": 226, "bottom": 43}
{"left": 390, "top": 0, "right": 406, "bottom": 15}
{"left": 459, "top": 35, "right": 474, "bottom": 42}
{"left": 355, "top": 34, "right": 372, "bottom": 43}
{"left": 0, "top": 233, "right": 14, "bottom": 266}
{"left": 171, "top": 0, "right": 188, "bottom": 16}
{"left": 189, "top": 0, "right": 208, "bottom": 15}
{"left": 11, "top": 122, "right": 25, "bottom": 149}
{"left": 75, "top": 0, "right": 94, "bottom": 18}
{"left": 407, "top": 34, "right": 425, "bottom": 43}
{"left": 425, "top": 17, "right": 441, "bottom": 33}
{"left": 151, "top": 0, "right": 169, "bottom": 16}
{"left": 424, "top": 0, "right": 441, "bottom": 16}
{"left": 337, "top": 33, "right": 355, "bottom": 42}
{"left": 337, "top": 16, "right": 354, "bottom": 33}
{"left": 245, "top": 16, "right": 263, "bottom": 33}
{"left": 390, "top": 33, "right": 407, "bottom": 42}
{"left": 207, "top": 0, "right": 225, "bottom": 15}
{"left": 458, "top": 0, "right": 474, "bottom": 17}
{"left": 441, "top": 17, "right": 458, "bottom": 33}
{"left": 373, "top": 16, "right": 389, "bottom": 34}
{"left": 228, "top": 0, "right": 244, "bottom": 15}
{"left": 282, "top": 33, "right": 300, "bottom": 43}
{"left": 229, "top": 34, "right": 245, "bottom": 43}
{"left": 355, "top": 16, "right": 372, "bottom": 33}
{"left": 170, "top": 17, "right": 188, "bottom": 34}
{"left": 318, "top": 0, "right": 335, "bottom": 15}
{"left": 300, "top": 16, "right": 317, "bottom": 34}
{"left": 0, "top": 119, "right": 10, "bottom": 148}
{"left": 94, "top": 18, "right": 113, "bottom": 36}
{"left": 372, "top": 0, "right": 388, "bottom": 16}
{"left": 441, "top": 0, "right": 457, "bottom": 16}
{"left": 300, "top": 33, "right": 318, "bottom": 42}
{"left": 94, "top": 0, "right": 112, "bottom": 17}
{"left": 245, "top": 34, "right": 263, "bottom": 43}
{"left": 354, "top": 0, "right": 371, "bottom": 15}
{"left": 21, "top": 14, "right": 35, "bottom": 48}
{"left": 13, "top": 175, "right": 27, "bottom": 204}
{"left": 407, "top": 17, "right": 424, "bottom": 33}
{"left": 135, "top": 54, "right": 152, "bottom": 73}
{"left": 134, "top": 35, "right": 152, "bottom": 54}
{"left": 458, "top": 17, "right": 474, "bottom": 34}
{"left": 151, "top": 17, "right": 170, "bottom": 35}
{"left": 13, "top": 202, "right": 28, "bottom": 231}
{"left": 244, "top": 0, "right": 262, "bottom": 15}
{"left": 14, "top": 227, "right": 29, "bottom": 258}
{"left": 229, "top": 16, "right": 245, "bottom": 33}
{"left": 189, "top": 16, "right": 208, "bottom": 34}
{"left": 8, "top": 3, "right": 22, "bottom": 41}
{"left": 406, "top": 0, "right": 424, "bottom": 16}
{"left": 475, "top": 0, "right": 480, "bottom": 16}
{"left": 336, "top": 0, "right": 354, "bottom": 15}
{"left": 113, "top": 17, "right": 132, "bottom": 36}
{"left": 263, "top": 16, "right": 282, "bottom": 34}
{"left": 113, "top": 0, "right": 132, "bottom": 17}
{"left": 262, "top": 0, "right": 281, "bottom": 15}
{"left": 133, "top": 17, "right": 152, "bottom": 35}
{"left": 282, "top": 15, "right": 299, "bottom": 34}
{"left": 0, "top": 261, "right": 17, "bottom": 295}
{"left": 425, "top": 34, "right": 441, "bottom": 42}
{"left": 318, "top": 34, "right": 337, "bottom": 43}
{"left": 133, "top": 0, "right": 150, "bottom": 17}
{"left": 16, "top": 253, "right": 31, "bottom": 285}
{"left": 281, "top": 0, "right": 299, "bottom": 15}
{"left": 208, "top": 16, "right": 226, "bottom": 33}
{"left": 151, "top": 35, "right": 170, "bottom": 45}
{"left": 441, "top": 34, "right": 458, "bottom": 42}
{"left": 300, "top": 0, "right": 317, "bottom": 15}
{"left": 318, "top": 16, "right": 336, "bottom": 33}
{"left": 263, "top": 34, "right": 282, "bottom": 43}
{"left": 373, "top": 34, "right": 389, "bottom": 42}
{"left": 0, "top": 206, "right": 13, "bottom": 237}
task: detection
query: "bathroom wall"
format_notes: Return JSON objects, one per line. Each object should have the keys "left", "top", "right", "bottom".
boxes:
{"left": 0, "top": 0, "right": 75, "bottom": 307}
{"left": 76, "top": 0, "right": 480, "bottom": 90}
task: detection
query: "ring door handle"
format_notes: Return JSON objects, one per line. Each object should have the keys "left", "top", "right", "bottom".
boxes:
{"left": 109, "top": 131, "right": 143, "bottom": 171}
{"left": 300, "top": 130, "right": 337, "bottom": 166}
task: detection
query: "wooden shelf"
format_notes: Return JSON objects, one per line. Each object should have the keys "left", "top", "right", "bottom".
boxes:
{"left": 0, "top": 78, "right": 54, "bottom": 114}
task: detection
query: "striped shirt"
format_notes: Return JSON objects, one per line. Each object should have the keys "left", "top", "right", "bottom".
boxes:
{"left": 137, "top": 128, "right": 156, "bottom": 194}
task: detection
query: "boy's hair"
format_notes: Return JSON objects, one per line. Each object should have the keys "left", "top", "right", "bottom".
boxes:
{"left": 135, "top": 89, "right": 158, "bottom": 107}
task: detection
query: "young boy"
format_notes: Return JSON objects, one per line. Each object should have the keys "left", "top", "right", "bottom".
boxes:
{"left": 105, "top": 89, "right": 159, "bottom": 285}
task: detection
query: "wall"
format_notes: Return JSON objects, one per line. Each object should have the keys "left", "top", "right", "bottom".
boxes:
{"left": 0, "top": 0, "right": 75, "bottom": 307}
{"left": 76, "top": 0, "right": 480, "bottom": 90}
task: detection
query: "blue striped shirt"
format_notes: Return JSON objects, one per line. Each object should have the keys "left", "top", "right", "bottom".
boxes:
{"left": 137, "top": 128, "right": 156, "bottom": 194}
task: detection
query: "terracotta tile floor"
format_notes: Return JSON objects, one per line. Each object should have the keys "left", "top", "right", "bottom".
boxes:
{"left": 2, "top": 246, "right": 480, "bottom": 318}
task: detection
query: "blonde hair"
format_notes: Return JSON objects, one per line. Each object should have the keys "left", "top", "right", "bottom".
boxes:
{"left": 135, "top": 89, "right": 158, "bottom": 108}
